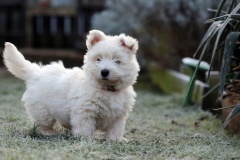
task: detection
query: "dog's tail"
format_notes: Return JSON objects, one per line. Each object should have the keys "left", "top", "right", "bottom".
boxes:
{"left": 3, "top": 42, "right": 37, "bottom": 80}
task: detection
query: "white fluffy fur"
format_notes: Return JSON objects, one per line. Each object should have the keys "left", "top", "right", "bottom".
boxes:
{"left": 3, "top": 30, "right": 140, "bottom": 142}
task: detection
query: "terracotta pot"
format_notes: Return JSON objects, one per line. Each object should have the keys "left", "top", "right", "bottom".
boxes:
{"left": 222, "top": 96, "right": 240, "bottom": 134}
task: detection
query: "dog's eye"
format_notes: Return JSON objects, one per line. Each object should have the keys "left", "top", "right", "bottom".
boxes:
{"left": 115, "top": 60, "right": 121, "bottom": 64}
{"left": 97, "top": 58, "right": 101, "bottom": 61}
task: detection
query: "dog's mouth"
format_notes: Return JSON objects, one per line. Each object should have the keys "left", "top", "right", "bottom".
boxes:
{"left": 97, "top": 77, "right": 119, "bottom": 86}
{"left": 100, "top": 78, "right": 115, "bottom": 84}
{"left": 102, "top": 77, "right": 109, "bottom": 80}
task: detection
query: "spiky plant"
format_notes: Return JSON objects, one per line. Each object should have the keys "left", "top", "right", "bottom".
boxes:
{"left": 187, "top": 0, "right": 240, "bottom": 134}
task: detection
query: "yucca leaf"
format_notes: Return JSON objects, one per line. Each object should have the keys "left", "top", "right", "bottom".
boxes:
{"left": 194, "top": 3, "right": 240, "bottom": 94}
{"left": 193, "top": 21, "right": 222, "bottom": 58}
{"left": 220, "top": 32, "right": 240, "bottom": 97}
{"left": 226, "top": 21, "right": 234, "bottom": 30}
{"left": 228, "top": 0, "right": 237, "bottom": 14}
{"left": 234, "top": 21, "right": 240, "bottom": 30}
{"left": 207, "top": 18, "right": 231, "bottom": 81}
{"left": 231, "top": 2, "right": 240, "bottom": 14}
{"left": 228, "top": 14, "right": 240, "bottom": 21}
{"left": 232, "top": 70, "right": 240, "bottom": 81}
{"left": 198, "top": 38, "right": 217, "bottom": 81}
{"left": 207, "top": 21, "right": 230, "bottom": 82}
{"left": 215, "top": 41, "right": 225, "bottom": 52}
{"left": 202, "top": 3, "right": 240, "bottom": 79}
{"left": 216, "top": 102, "right": 240, "bottom": 135}
{"left": 184, "top": 41, "right": 210, "bottom": 99}
{"left": 187, "top": 2, "right": 240, "bottom": 109}
{"left": 215, "top": 0, "right": 228, "bottom": 17}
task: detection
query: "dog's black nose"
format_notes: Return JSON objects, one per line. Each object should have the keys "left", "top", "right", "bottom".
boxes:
{"left": 101, "top": 69, "right": 109, "bottom": 77}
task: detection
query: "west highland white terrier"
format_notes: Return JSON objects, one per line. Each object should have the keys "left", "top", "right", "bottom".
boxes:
{"left": 3, "top": 30, "right": 140, "bottom": 142}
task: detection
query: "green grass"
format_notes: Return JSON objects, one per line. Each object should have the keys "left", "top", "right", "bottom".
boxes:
{"left": 0, "top": 73, "right": 240, "bottom": 159}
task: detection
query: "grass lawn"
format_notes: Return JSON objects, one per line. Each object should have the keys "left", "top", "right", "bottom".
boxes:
{"left": 0, "top": 72, "right": 239, "bottom": 159}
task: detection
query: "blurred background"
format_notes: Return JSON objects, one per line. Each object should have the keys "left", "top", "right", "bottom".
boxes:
{"left": 0, "top": 0, "right": 218, "bottom": 93}
{"left": 0, "top": 0, "right": 106, "bottom": 67}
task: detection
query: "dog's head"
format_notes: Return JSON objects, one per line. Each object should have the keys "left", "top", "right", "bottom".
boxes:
{"left": 83, "top": 30, "right": 140, "bottom": 90}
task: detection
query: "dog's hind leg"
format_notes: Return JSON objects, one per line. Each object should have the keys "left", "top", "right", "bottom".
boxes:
{"left": 25, "top": 104, "right": 59, "bottom": 136}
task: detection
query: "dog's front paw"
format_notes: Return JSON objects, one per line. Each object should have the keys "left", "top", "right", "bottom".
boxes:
{"left": 72, "top": 128, "right": 94, "bottom": 140}
{"left": 73, "top": 134, "right": 93, "bottom": 141}
{"left": 107, "top": 137, "right": 129, "bottom": 143}
{"left": 121, "top": 137, "right": 129, "bottom": 143}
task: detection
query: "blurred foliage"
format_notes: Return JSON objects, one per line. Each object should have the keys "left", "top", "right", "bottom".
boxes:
{"left": 92, "top": 0, "right": 217, "bottom": 69}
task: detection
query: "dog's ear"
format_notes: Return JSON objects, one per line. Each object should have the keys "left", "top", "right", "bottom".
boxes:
{"left": 119, "top": 34, "right": 138, "bottom": 54}
{"left": 86, "top": 30, "right": 106, "bottom": 50}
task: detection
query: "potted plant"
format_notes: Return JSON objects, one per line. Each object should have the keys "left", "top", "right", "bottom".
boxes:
{"left": 187, "top": 0, "right": 240, "bottom": 134}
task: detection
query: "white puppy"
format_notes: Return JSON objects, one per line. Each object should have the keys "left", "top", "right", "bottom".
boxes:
{"left": 3, "top": 30, "right": 140, "bottom": 142}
